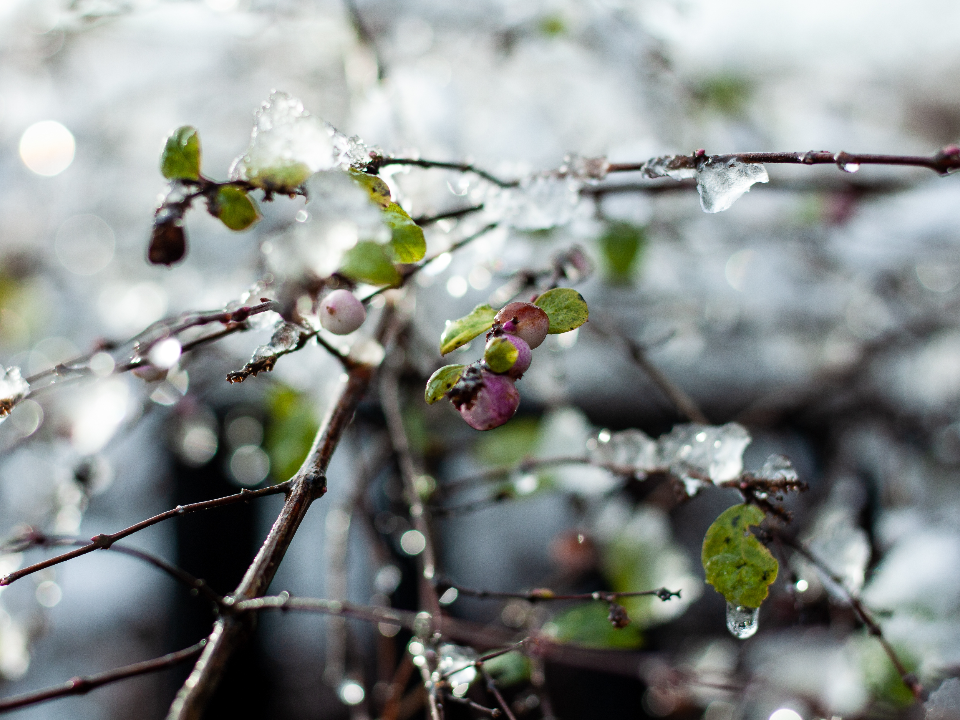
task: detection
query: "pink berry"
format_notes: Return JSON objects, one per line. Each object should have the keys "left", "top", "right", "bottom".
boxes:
{"left": 494, "top": 302, "right": 549, "bottom": 349}
{"left": 485, "top": 333, "right": 532, "bottom": 379}
{"left": 451, "top": 366, "right": 520, "bottom": 431}
{"left": 319, "top": 289, "right": 366, "bottom": 335}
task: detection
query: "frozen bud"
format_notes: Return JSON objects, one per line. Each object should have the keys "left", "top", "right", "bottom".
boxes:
{"left": 450, "top": 365, "right": 520, "bottom": 431}
{"left": 494, "top": 302, "right": 549, "bottom": 349}
{"left": 484, "top": 332, "right": 532, "bottom": 379}
{"left": 319, "top": 290, "right": 366, "bottom": 335}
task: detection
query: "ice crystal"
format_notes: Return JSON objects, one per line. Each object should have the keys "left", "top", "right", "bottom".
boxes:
{"left": 696, "top": 158, "right": 768, "bottom": 213}
{"left": 657, "top": 423, "right": 751, "bottom": 494}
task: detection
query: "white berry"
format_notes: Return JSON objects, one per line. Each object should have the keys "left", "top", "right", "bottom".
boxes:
{"left": 319, "top": 290, "right": 366, "bottom": 335}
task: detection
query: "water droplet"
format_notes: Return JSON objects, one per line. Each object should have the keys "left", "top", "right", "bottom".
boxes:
{"left": 725, "top": 603, "right": 759, "bottom": 639}
{"left": 841, "top": 163, "right": 860, "bottom": 173}
{"left": 438, "top": 644, "right": 478, "bottom": 697}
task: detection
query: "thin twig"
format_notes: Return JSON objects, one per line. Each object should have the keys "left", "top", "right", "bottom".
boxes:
{"left": 779, "top": 534, "right": 923, "bottom": 701}
{"left": 480, "top": 665, "right": 518, "bottom": 720}
{"left": 1, "top": 482, "right": 292, "bottom": 587}
{"left": 0, "top": 641, "right": 206, "bottom": 713}
{"left": 413, "top": 204, "right": 486, "bottom": 226}
{"left": 375, "top": 157, "right": 518, "bottom": 188}
{"left": 6, "top": 534, "right": 224, "bottom": 607}
{"left": 445, "top": 582, "right": 680, "bottom": 604}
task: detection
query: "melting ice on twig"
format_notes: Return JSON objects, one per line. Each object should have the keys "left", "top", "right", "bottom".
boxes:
{"left": 696, "top": 158, "right": 768, "bottom": 213}
{"left": 587, "top": 428, "right": 658, "bottom": 474}
{"left": 0, "top": 366, "right": 29, "bottom": 420}
{"left": 657, "top": 422, "right": 751, "bottom": 495}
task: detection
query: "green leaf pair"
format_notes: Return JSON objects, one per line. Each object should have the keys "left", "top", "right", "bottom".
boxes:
{"left": 438, "top": 288, "right": 589, "bottom": 356}
{"left": 160, "top": 126, "right": 261, "bottom": 233}
{"left": 339, "top": 171, "right": 426, "bottom": 286}
{"left": 701, "top": 504, "right": 778, "bottom": 608}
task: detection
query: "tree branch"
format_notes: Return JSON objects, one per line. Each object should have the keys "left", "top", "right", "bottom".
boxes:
{"left": 0, "top": 641, "right": 206, "bottom": 713}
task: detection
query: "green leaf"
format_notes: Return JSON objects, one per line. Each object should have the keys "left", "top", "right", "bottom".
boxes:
{"left": 701, "top": 504, "right": 778, "bottom": 608}
{"left": 213, "top": 186, "right": 261, "bottom": 231}
{"left": 350, "top": 170, "right": 392, "bottom": 208}
{"left": 339, "top": 240, "right": 402, "bottom": 286}
{"left": 383, "top": 203, "right": 426, "bottom": 263}
{"left": 424, "top": 364, "right": 466, "bottom": 404}
{"left": 265, "top": 385, "right": 320, "bottom": 482}
{"left": 598, "top": 222, "right": 646, "bottom": 282}
{"left": 534, "top": 287, "right": 589, "bottom": 334}
{"left": 439, "top": 304, "right": 497, "bottom": 355}
{"left": 484, "top": 337, "right": 518, "bottom": 373}
{"left": 247, "top": 162, "right": 312, "bottom": 192}
{"left": 160, "top": 126, "right": 201, "bottom": 181}
{"left": 548, "top": 603, "right": 643, "bottom": 649}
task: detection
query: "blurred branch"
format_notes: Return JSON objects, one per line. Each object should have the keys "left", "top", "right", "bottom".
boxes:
{"left": 0, "top": 641, "right": 206, "bottom": 713}
{"left": 0, "top": 482, "right": 291, "bottom": 587}
{"left": 440, "top": 581, "right": 681, "bottom": 604}
{"left": 6, "top": 532, "right": 224, "bottom": 608}
{"left": 778, "top": 533, "right": 923, "bottom": 701}
{"left": 413, "top": 204, "right": 486, "bottom": 226}
{"left": 374, "top": 157, "right": 519, "bottom": 188}
{"left": 342, "top": 0, "right": 386, "bottom": 81}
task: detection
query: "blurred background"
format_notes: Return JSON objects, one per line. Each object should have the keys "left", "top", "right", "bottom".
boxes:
{"left": 0, "top": 1, "right": 959, "bottom": 719}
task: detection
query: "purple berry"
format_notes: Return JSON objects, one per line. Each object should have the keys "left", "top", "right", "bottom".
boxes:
{"left": 319, "top": 289, "right": 366, "bottom": 335}
{"left": 451, "top": 366, "right": 520, "bottom": 431}
{"left": 494, "top": 302, "right": 549, "bottom": 349}
{"left": 485, "top": 333, "right": 532, "bottom": 379}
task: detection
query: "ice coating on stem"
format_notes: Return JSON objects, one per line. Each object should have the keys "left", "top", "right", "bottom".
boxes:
{"left": 436, "top": 644, "right": 478, "bottom": 697}
{"left": 758, "top": 454, "right": 798, "bottom": 481}
{"left": 587, "top": 428, "right": 658, "bottom": 474}
{"left": 657, "top": 422, "right": 751, "bottom": 494}
{"left": 252, "top": 321, "right": 302, "bottom": 361}
{"left": 0, "top": 366, "right": 29, "bottom": 420}
{"left": 696, "top": 158, "right": 769, "bottom": 213}
{"left": 726, "top": 603, "right": 759, "bottom": 639}
{"left": 643, "top": 156, "right": 697, "bottom": 181}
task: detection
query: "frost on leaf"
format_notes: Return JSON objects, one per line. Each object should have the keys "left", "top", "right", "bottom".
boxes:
{"left": 0, "top": 366, "right": 28, "bottom": 420}
{"left": 696, "top": 158, "right": 768, "bottom": 213}
{"left": 657, "top": 422, "right": 751, "bottom": 495}
{"left": 702, "top": 504, "right": 778, "bottom": 609}
{"left": 587, "top": 429, "right": 657, "bottom": 474}
{"left": 229, "top": 91, "right": 339, "bottom": 192}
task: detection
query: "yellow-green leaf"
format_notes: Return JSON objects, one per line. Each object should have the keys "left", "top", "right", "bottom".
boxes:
{"left": 439, "top": 304, "right": 497, "bottom": 355}
{"left": 339, "top": 240, "right": 402, "bottom": 286}
{"left": 160, "top": 126, "right": 201, "bottom": 181}
{"left": 213, "top": 186, "right": 261, "bottom": 231}
{"left": 534, "top": 287, "right": 589, "bottom": 334}
{"left": 383, "top": 203, "right": 426, "bottom": 263}
{"left": 424, "top": 364, "right": 466, "bottom": 404}
{"left": 484, "top": 337, "right": 518, "bottom": 373}
{"left": 701, "top": 504, "right": 778, "bottom": 608}
{"left": 350, "top": 169, "right": 392, "bottom": 208}
{"left": 246, "top": 162, "right": 312, "bottom": 192}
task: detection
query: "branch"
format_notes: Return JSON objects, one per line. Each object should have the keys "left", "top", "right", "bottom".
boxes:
{"left": 778, "top": 534, "right": 923, "bottom": 701}
{"left": 374, "top": 157, "right": 518, "bottom": 188}
{"left": 1, "top": 482, "right": 291, "bottom": 587}
{"left": 0, "top": 641, "right": 206, "bottom": 713}
{"left": 443, "top": 581, "right": 681, "bottom": 604}
{"left": 167, "top": 335, "right": 383, "bottom": 719}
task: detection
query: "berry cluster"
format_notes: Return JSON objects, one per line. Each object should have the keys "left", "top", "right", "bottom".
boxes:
{"left": 449, "top": 302, "right": 549, "bottom": 431}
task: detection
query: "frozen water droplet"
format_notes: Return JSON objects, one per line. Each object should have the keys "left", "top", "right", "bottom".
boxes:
{"left": 563, "top": 154, "right": 610, "bottom": 182}
{"left": 725, "top": 603, "right": 759, "bottom": 639}
{"left": 758, "top": 454, "right": 798, "bottom": 481}
{"left": 657, "top": 423, "right": 751, "bottom": 493}
{"left": 252, "top": 321, "right": 301, "bottom": 360}
{"left": 643, "top": 155, "right": 697, "bottom": 180}
{"left": 696, "top": 159, "right": 769, "bottom": 213}
{"left": 437, "top": 644, "right": 478, "bottom": 697}
{"left": 587, "top": 428, "right": 658, "bottom": 474}
{"left": 841, "top": 163, "right": 860, "bottom": 173}
{"left": 0, "top": 366, "right": 29, "bottom": 421}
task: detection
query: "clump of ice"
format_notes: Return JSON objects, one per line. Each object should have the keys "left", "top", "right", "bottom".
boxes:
{"left": 696, "top": 158, "right": 768, "bottom": 213}
{"left": 804, "top": 505, "right": 871, "bottom": 595}
{"left": 0, "top": 367, "right": 29, "bottom": 420}
{"left": 229, "top": 91, "right": 371, "bottom": 191}
{"left": 587, "top": 428, "right": 658, "bottom": 474}
{"left": 758, "top": 454, "right": 798, "bottom": 482}
{"left": 657, "top": 422, "right": 751, "bottom": 494}
{"left": 436, "top": 644, "right": 478, "bottom": 697}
